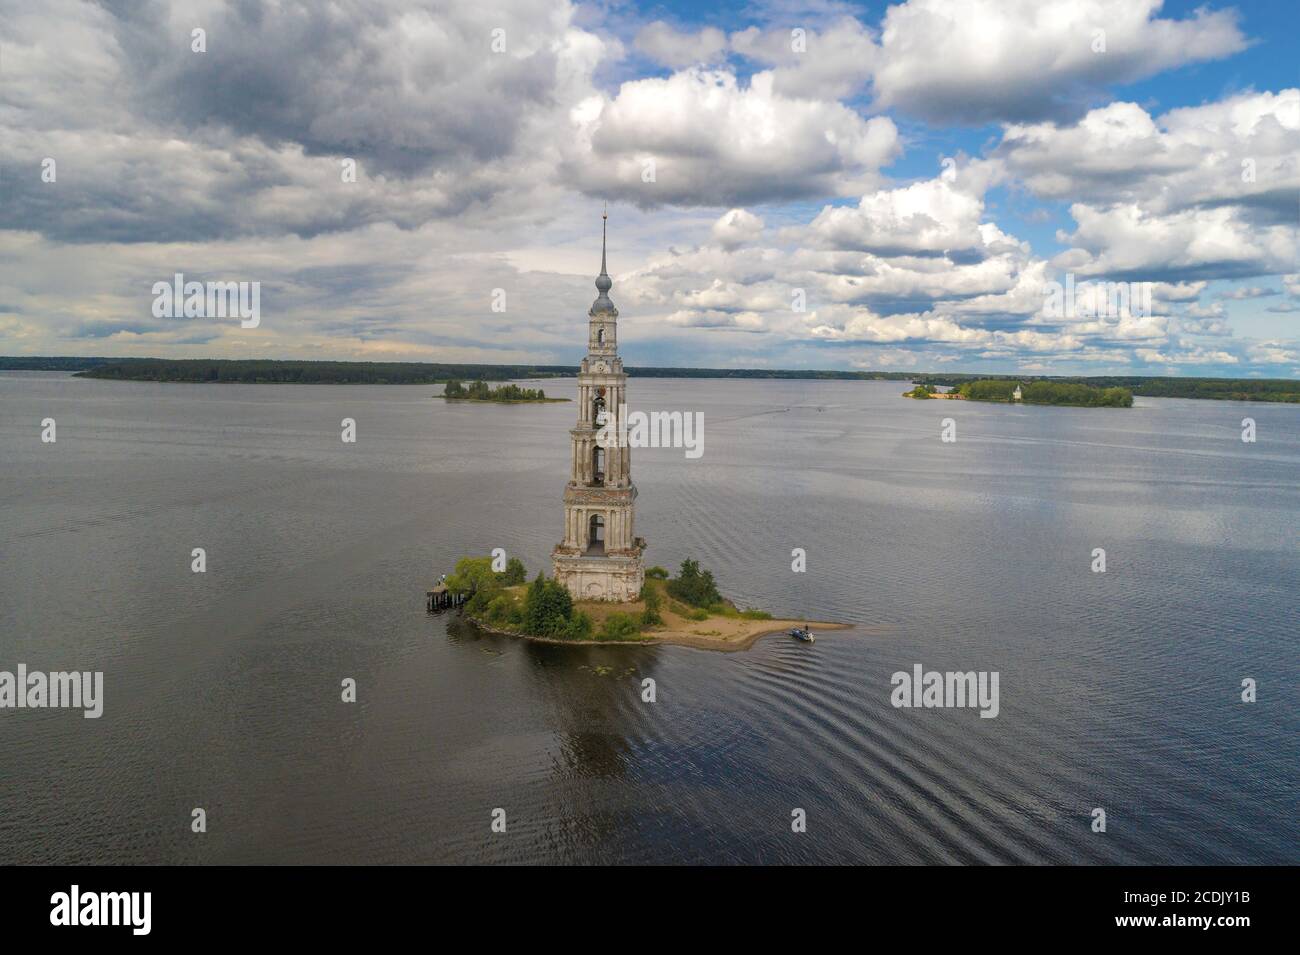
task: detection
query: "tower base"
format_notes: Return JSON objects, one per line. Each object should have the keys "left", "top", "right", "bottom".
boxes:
{"left": 552, "top": 550, "right": 644, "bottom": 602}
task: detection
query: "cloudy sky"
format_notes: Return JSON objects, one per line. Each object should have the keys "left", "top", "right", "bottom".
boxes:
{"left": 2, "top": 0, "right": 1296, "bottom": 375}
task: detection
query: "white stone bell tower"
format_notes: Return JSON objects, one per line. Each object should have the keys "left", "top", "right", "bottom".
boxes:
{"left": 551, "top": 209, "right": 645, "bottom": 602}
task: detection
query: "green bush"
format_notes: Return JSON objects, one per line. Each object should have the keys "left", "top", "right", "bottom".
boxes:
{"left": 564, "top": 611, "right": 593, "bottom": 640}
{"left": 485, "top": 594, "right": 512, "bottom": 623}
{"left": 686, "top": 608, "right": 709, "bottom": 621}
{"left": 599, "top": 612, "right": 641, "bottom": 640}
{"left": 465, "top": 582, "right": 499, "bottom": 615}
{"left": 645, "top": 566, "right": 669, "bottom": 579}
{"left": 741, "top": 609, "right": 773, "bottom": 620}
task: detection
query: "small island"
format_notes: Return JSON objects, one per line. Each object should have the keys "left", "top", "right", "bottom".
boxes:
{"left": 440, "top": 556, "right": 845, "bottom": 652}
{"left": 905, "top": 379, "right": 1133, "bottom": 407}
{"left": 440, "top": 379, "right": 568, "bottom": 402}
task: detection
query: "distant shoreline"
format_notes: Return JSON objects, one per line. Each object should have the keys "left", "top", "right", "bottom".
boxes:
{"left": 2, "top": 357, "right": 1296, "bottom": 402}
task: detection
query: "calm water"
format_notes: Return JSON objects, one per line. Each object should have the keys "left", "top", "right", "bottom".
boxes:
{"left": 0, "top": 371, "right": 1296, "bottom": 864}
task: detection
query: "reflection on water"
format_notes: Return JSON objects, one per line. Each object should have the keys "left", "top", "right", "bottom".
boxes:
{"left": 0, "top": 371, "right": 1296, "bottom": 864}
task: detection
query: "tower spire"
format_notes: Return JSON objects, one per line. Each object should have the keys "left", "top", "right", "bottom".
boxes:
{"left": 592, "top": 204, "right": 615, "bottom": 311}
{"left": 600, "top": 202, "right": 608, "bottom": 278}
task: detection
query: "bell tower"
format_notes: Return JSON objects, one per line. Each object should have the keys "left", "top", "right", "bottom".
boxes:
{"left": 551, "top": 208, "right": 646, "bottom": 602}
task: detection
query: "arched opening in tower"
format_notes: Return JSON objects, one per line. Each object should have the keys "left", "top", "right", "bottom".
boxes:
{"left": 587, "top": 514, "right": 605, "bottom": 554}
{"left": 592, "top": 445, "right": 605, "bottom": 486}
{"left": 597, "top": 327, "right": 606, "bottom": 344}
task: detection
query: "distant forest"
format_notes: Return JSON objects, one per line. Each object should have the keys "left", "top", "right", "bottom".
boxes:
{"left": 1, "top": 356, "right": 1296, "bottom": 402}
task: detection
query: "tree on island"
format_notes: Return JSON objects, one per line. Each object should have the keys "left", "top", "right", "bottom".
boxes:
{"left": 639, "top": 584, "right": 663, "bottom": 626}
{"left": 667, "top": 558, "right": 722, "bottom": 608}
{"left": 501, "top": 556, "right": 527, "bottom": 585}
{"left": 445, "top": 554, "right": 529, "bottom": 614}
{"left": 523, "top": 572, "right": 574, "bottom": 637}
{"left": 445, "top": 556, "right": 496, "bottom": 596}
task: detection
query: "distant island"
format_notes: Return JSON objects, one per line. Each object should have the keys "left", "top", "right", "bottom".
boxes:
{"left": 441, "top": 379, "right": 566, "bottom": 403}
{"left": 442, "top": 556, "right": 843, "bottom": 652}
{"left": 915, "top": 373, "right": 1296, "bottom": 403}
{"left": 2, "top": 355, "right": 1295, "bottom": 402}
{"left": 905, "top": 379, "right": 1134, "bottom": 407}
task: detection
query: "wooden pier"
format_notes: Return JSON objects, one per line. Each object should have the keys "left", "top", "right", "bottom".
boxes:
{"left": 427, "top": 584, "right": 467, "bottom": 613}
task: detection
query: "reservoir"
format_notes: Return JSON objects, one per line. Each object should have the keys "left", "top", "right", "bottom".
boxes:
{"left": 1, "top": 371, "right": 1295, "bottom": 864}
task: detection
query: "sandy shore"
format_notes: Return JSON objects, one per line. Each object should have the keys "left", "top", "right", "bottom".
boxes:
{"left": 467, "top": 617, "right": 849, "bottom": 652}
{"left": 645, "top": 618, "right": 850, "bottom": 652}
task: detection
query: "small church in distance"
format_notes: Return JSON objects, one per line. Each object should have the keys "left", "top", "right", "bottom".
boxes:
{"left": 551, "top": 212, "right": 646, "bottom": 601}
